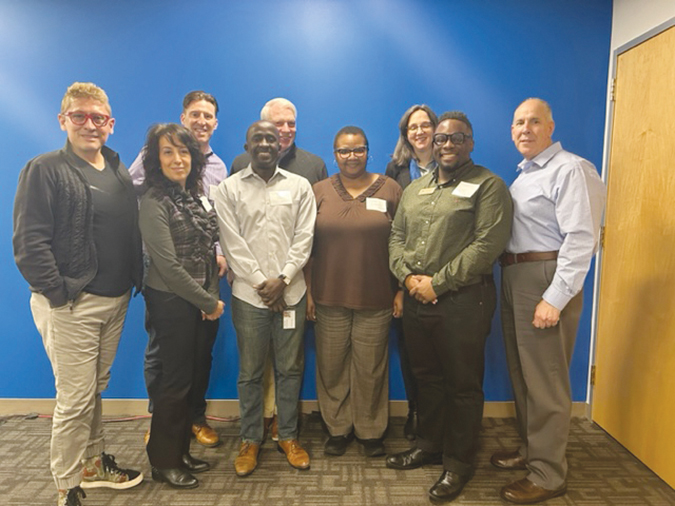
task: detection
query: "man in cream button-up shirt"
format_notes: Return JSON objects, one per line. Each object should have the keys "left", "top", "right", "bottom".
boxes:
{"left": 214, "top": 121, "right": 316, "bottom": 477}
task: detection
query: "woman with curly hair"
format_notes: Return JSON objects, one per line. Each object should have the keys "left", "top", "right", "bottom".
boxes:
{"left": 139, "top": 123, "right": 224, "bottom": 489}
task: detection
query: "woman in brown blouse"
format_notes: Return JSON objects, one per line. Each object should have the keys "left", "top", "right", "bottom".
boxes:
{"left": 307, "top": 126, "right": 402, "bottom": 458}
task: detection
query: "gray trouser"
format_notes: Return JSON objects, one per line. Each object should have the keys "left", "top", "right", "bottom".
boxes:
{"left": 315, "top": 304, "right": 391, "bottom": 440}
{"left": 30, "top": 290, "right": 130, "bottom": 490}
{"left": 501, "top": 260, "right": 582, "bottom": 489}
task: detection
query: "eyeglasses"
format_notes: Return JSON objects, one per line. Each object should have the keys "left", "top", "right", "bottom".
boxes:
{"left": 334, "top": 146, "right": 368, "bottom": 158}
{"left": 432, "top": 132, "right": 472, "bottom": 146}
{"left": 408, "top": 122, "right": 433, "bottom": 133}
{"left": 62, "top": 112, "right": 111, "bottom": 127}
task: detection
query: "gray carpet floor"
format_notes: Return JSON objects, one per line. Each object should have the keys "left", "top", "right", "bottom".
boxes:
{"left": 1, "top": 413, "right": 673, "bottom": 505}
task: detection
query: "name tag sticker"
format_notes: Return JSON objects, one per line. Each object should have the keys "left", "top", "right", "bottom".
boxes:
{"left": 200, "top": 196, "right": 213, "bottom": 212}
{"left": 418, "top": 187, "right": 435, "bottom": 195}
{"left": 365, "top": 197, "right": 387, "bottom": 212}
{"left": 283, "top": 310, "right": 296, "bottom": 329}
{"left": 452, "top": 181, "right": 480, "bottom": 198}
{"left": 270, "top": 190, "right": 292, "bottom": 205}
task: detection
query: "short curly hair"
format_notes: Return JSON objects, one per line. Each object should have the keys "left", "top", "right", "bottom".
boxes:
{"left": 60, "top": 82, "right": 110, "bottom": 113}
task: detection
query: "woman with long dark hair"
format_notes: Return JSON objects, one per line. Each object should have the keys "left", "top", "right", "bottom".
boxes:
{"left": 139, "top": 123, "right": 224, "bottom": 489}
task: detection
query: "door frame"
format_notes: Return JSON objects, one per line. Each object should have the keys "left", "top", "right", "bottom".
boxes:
{"left": 587, "top": 16, "right": 675, "bottom": 416}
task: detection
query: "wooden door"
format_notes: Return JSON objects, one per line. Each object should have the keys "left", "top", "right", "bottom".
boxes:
{"left": 592, "top": 25, "right": 675, "bottom": 487}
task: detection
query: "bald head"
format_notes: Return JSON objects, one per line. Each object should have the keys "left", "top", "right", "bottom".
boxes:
{"left": 511, "top": 98, "right": 555, "bottom": 160}
{"left": 245, "top": 120, "right": 280, "bottom": 171}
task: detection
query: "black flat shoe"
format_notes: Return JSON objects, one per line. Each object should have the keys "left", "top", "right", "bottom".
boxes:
{"left": 428, "top": 470, "right": 470, "bottom": 502}
{"left": 361, "top": 438, "right": 386, "bottom": 458}
{"left": 324, "top": 435, "right": 351, "bottom": 456}
{"left": 181, "top": 454, "right": 211, "bottom": 473}
{"left": 386, "top": 447, "right": 442, "bottom": 470}
{"left": 151, "top": 467, "right": 199, "bottom": 489}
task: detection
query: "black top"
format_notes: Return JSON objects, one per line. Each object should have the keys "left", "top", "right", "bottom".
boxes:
{"left": 80, "top": 160, "right": 135, "bottom": 296}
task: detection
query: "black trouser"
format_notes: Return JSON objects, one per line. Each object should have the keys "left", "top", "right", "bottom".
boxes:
{"left": 144, "top": 287, "right": 219, "bottom": 468}
{"left": 403, "top": 277, "right": 496, "bottom": 476}
{"left": 392, "top": 317, "right": 418, "bottom": 407}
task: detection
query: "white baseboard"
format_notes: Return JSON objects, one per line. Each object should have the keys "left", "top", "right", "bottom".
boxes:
{"left": 0, "top": 399, "right": 587, "bottom": 419}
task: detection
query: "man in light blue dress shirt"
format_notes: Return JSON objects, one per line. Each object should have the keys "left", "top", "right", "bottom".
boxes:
{"left": 493, "top": 98, "right": 606, "bottom": 504}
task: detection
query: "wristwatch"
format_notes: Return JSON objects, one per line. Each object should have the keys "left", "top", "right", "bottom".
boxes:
{"left": 278, "top": 274, "right": 291, "bottom": 285}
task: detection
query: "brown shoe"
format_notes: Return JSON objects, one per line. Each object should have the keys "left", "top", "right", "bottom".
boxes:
{"left": 234, "top": 442, "right": 260, "bottom": 477}
{"left": 277, "top": 439, "right": 310, "bottom": 470}
{"left": 491, "top": 449, "right": 527, "bottom": 470}
{"left": 192, "top": 422, "right": 220, "bottom": 448}
{"left": 500, "top": 478, "right": 567, "bottom": 504}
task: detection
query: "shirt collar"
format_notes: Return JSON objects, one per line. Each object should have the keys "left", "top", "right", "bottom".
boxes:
{"left": 517, "top": 141, "right": 562, "bottom": 172}
{"left": 241, "top": 164, "right": 286, "bottom": 182}
{"left": 431, "top": 159, "right": 474, "bottom": 187}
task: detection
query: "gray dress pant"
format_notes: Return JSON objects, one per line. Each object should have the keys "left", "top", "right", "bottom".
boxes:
{"left": 501, "top": 260, "right": 583, "bottom": 489}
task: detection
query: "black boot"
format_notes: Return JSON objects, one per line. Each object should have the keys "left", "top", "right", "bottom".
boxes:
{"left": 404, "top": 402, "right": 417, "bottom": 441}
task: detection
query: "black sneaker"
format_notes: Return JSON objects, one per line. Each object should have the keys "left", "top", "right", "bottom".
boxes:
{"left": 81, "top": 453, "right": 144, "bottom": 489}
{"left": 57, "top": 486, "right": 86, "bottom": 506}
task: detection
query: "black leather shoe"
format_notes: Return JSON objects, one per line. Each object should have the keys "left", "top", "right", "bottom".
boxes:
{"left": 151, "top": 467, "right": 199, "bottom": 489}
{"left": 386, "top": 447, "right": 442, "bottom": 470}
{"left": 428, "top": 470, "right": 470, "bottom": 502}
{"left": 324, "top": 435, "right": 351, "bottom": 456}
{"left": 181, "top": 454, "right": 211, "bottom": 473}
{"left": 403, "top": 406, "right": 417, "bottom": 441}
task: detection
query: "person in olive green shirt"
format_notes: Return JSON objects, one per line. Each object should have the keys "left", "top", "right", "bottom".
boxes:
{"left": 387, "top": 111, "right": 513, "bottom": 503}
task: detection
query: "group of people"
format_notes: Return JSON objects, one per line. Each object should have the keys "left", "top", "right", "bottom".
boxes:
{"left": 12, "top": 82, "right": 605, "bottom": 506}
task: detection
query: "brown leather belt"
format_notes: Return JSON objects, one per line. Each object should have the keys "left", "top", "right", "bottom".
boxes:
{"left": 500, "top": 251, "right": 558, "bottom": 267}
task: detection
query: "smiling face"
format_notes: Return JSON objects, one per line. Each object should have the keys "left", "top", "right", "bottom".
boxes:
{"left": 511, "top": 99, "right": 555, "bottom": 159}
{"left": 180, "top": 99, "right": 218, "bottom": 150}
{"left": 58, "top": 98, "right": 114, "bottom": 160}
{"left": 266, "top": 103, "right": 296, "bottom": 152}
{"left": 245, "top": 121, "right": 280, "bottom": 171}
{"left": 406, "top": 109, "right": 434, "bottom": 156}
{"left": 334, "top": 133, "right": 368, "bottom": 179}
{"left": 433, "top": 119, "right": 474, "bottom": 172}
{"left": 159, "top": 135, "right": 191, "bottom": 188}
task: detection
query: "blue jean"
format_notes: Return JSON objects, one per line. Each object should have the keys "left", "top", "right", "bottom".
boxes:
{"left": 231, "top": 295, "right": 306, "bottom": 443}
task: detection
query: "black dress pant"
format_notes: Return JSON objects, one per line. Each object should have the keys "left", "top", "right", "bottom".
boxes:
{"left": 144, "top": 287, "right": 219, "bottom": 469}
{"left": 392, "top": 317, "right": 418, "bottom": 407}
{"left": 403, "top": 277, "right": 496, "bottom": 476}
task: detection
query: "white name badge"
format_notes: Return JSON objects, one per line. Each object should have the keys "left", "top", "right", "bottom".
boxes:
{"left": 365, "top": 197, "right": 387, "bottom": 212}
{"left": 269, "top": 190, "right": 292, "bottom": 205}
{"left": 418, "top": 187, "right": 435, "bottom": 195}
{"left": 452, "top": 181, "right": 480, "bottom": 198}
{"left": 200, "top": 196, "right": 213, "bottom": 212}
{"left": 283, "top": 310, "right": 296, "bottom": 329}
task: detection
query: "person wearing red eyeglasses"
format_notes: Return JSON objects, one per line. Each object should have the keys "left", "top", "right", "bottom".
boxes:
{"left": 13, "top": 82, "right": 144, "bottom": 506}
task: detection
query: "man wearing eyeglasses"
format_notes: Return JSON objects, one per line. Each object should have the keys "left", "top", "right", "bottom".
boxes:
{"left": 494, "top": 98, "right": 605, "bottom": 504}
{"left": 13, "top": 82, "right": 144, "bottom": 506}
{"left": 388, "top": 111, "right": 512, "bottom": 502}
{"left": 128, "top": 90, "right": 227, "bottom": 449}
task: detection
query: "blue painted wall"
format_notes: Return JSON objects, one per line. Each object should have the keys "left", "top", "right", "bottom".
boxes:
{"left": 0, "top": 0, "right": 612, "bottom": 402}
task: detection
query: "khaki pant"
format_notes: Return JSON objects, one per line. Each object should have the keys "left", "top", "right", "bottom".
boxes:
{"left": 30, "top": 290, "right": 130, "bottom": 490}
{"left": 315, "top": 304, "right": 391, "bottom": 440}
